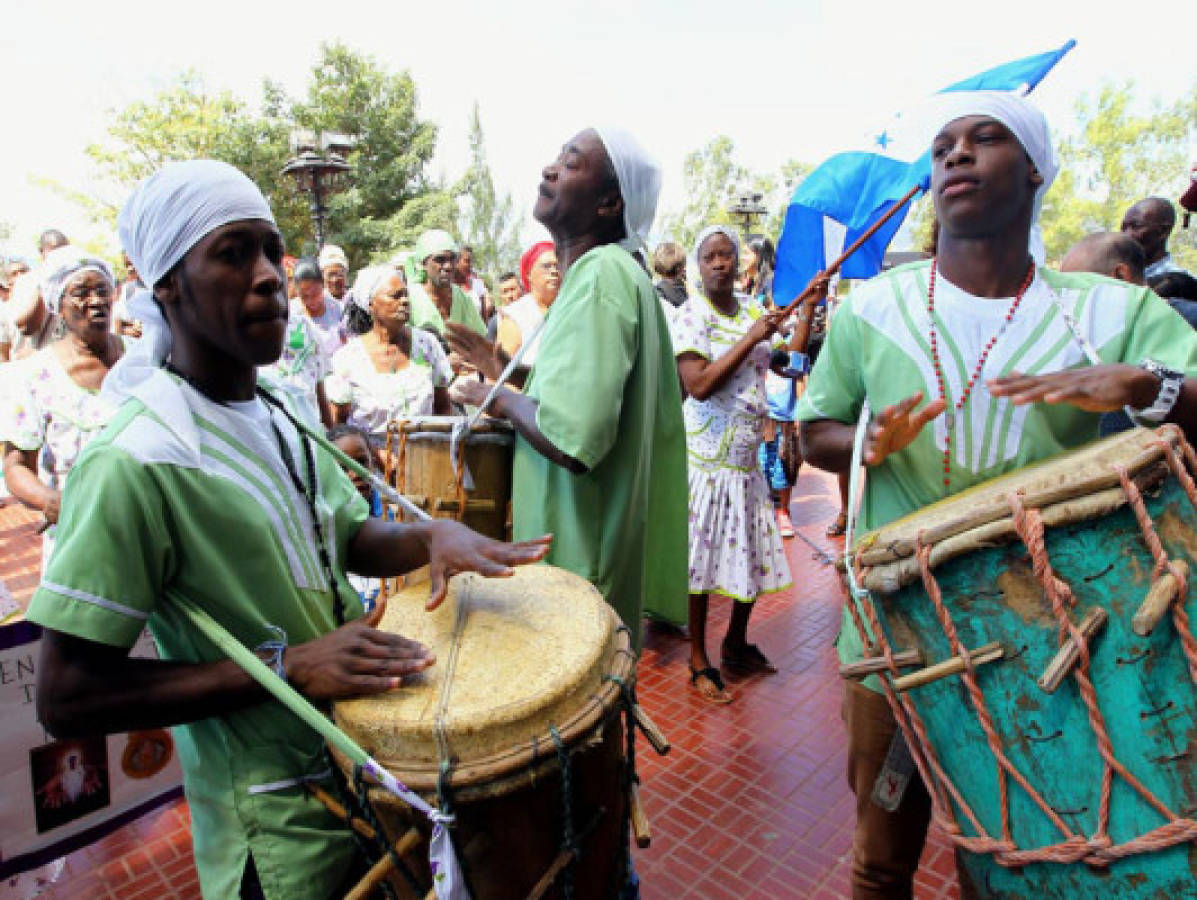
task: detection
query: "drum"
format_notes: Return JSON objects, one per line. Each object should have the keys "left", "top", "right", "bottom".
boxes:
{"left": 332, "top": 565, "right": 637, "bottom": 899}
{"left": 848, "top": 425, "right": 1197, "bottom": 898}
{"left": 384, "top": 416, "right": 513, "bottom": 540}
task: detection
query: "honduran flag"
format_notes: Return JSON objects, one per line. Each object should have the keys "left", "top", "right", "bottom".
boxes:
{"left": 772, "top": 40, "right": 1076, "bottom": 304}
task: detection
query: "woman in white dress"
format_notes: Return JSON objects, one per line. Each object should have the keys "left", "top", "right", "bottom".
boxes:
{"left": 672, "top": 225, "right": 793, "bottom": 704}
{"left": 326, "top": 263, "right": 452, "bottom": 440}
{"left": 2, "top": 247, "right": 125, "bottom": 567}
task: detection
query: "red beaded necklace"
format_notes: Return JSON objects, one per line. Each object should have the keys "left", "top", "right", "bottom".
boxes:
{"left": 927, "top": 257, "right": 1035, "bottom": 489}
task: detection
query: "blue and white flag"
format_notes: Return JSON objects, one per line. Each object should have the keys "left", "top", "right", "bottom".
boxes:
{"left": 773, "top": 40, "right": 1076, "bottom": 304}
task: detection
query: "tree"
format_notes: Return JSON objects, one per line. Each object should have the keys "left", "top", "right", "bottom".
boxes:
{"left": 42, "top": 72, "right": 304, "bottom": 246}
{"left": 1041, "top": 81, "right": 1196, "bottom": 269}
{"left": 290, "top": 43, "right": 451, "bottom": 267}
{"left": 660, "top": 136, "right": 810, "bottom": 252}
{"left": 454, "top": 103, "right": 522, "bottom": 285}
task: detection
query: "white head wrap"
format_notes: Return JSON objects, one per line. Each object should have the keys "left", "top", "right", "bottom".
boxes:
{"left": 693, "top": 225, "right": 740, "bottom": 263}
{"left": 926, "top": 90, "right": 1057, "bottom": 262}
{"left": 415, "top": 230, "right": 458, "bottom": 263}
{"left": 104, "top": 160, "right": 276, "bottom": 406}
{"left": 349, "top": 264, "right": 403, "bottom": 312}
{"left": 39, "top": 245, "right": 115, "bottom": 314}
{"left": 318, "top": 243, "right": 349, "bottom": 271}
{"left": 592, "top": 126, "right": 662, "bottom": 254}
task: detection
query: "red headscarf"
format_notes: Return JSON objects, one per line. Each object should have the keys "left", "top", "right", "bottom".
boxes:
{"left": 520, "top": 241, "right": 555, "bottom": 293}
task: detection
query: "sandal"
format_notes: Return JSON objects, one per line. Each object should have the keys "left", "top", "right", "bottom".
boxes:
{"left": 777, "top": 510, "right": 795, "bottom": 538}
{"left": 689, "top": 665, "right": 735, "bottom": 704}
{"left": 826, "top": 513, "right": 848, "bottom": 537}
{"left": 721, "top": 642, "right": 778, "bottom": 674}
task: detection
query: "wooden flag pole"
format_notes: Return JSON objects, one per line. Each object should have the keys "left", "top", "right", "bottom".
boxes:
{"left": 778, "top": 182, "right": 923, "bottom": 316}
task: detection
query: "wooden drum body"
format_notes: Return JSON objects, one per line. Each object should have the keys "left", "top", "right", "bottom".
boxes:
{"left": 853, "top": 427, "right": 1197, "bottom": 897}
{"left": 385, "top": 416, "right": 513, "bottom": 540}
{"left": 333, "top": 566, "right": 635, "bottom": 899}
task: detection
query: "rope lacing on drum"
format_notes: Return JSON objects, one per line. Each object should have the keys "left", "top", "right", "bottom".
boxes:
{"left": 604, "top": 667, "right": 638, "bottom": 894}
{"left": 354, "top": 763, "right": 424, "bottom": 897}
{"left": 841, "top": 425, "right": 1197, "bottom": 869}
{"left": 549, "top": 724, "right": 577, "bottom": 900}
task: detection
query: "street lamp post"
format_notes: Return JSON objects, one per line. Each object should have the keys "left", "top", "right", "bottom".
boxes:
{"left": 281, "top": 131, "right": 355, "bottom": 251}
{"left": 728, "top": 189, "right": 768, "bottom": 236}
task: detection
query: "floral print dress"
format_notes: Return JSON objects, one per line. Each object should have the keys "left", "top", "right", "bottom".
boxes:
{"left": 1, "top": 345, "right": 123, "bottom": 561}
{"left": 671, "top": 294, "right": 792, "bottom": 601}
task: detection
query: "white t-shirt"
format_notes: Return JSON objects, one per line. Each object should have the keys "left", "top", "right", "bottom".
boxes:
{"left": 498, "top": 294, "right": 548, "bottom": 365}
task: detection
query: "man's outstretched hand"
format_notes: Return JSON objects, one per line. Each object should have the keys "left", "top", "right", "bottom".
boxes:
{"left": 864, "top": 392, "right": 947, "bottom": 466}
{"left": 423, "top": 520, "right": 552, "bottom": 611}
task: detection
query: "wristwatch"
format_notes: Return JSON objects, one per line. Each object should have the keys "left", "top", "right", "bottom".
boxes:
{"left": 1131, "top": 358, "right": 1185, "bottom": 423}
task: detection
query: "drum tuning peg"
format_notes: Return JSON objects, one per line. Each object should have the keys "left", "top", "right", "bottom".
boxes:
{"left": 838, "top": 648, "right": 922, "bottom": 679}
{"left": 630, "top": 703, "right": 671, "bottom": 755}
{"left": 1038, "top": 607, "right": 1108, "bottom": 693}
{"left": 892, "top": 641, "right": 1004, "bottom": 692}
{"left": 1133, "top": 560, "right": 1189, "bottom": 637}
{"left": 629, "top": 781, "right": 652, "bottom": 848}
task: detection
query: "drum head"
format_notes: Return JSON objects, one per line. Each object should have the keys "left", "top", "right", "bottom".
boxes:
{"left": 335, "top": 565, "right": 623, "bottom": 790}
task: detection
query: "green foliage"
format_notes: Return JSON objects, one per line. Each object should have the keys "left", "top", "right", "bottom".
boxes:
{"left": 290, "top": 43, "right": 449, "bottom": 267}
{"left": 45, "top": 45, "right": 453, "bottom": 268}
{"left": 1040, "top": 81, "right": 1197, "bottom": 269}
{"left": 453, "top": 103, "right": 522, "bottom": 285}
{"left": 660, "top": 136, "right": 809, "bottom": 251}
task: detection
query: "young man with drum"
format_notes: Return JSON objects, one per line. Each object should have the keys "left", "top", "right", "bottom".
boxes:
{"left": 25, "top": 160, "right": 551, "bottom": 899}
{"left": 798, "top": 92, "right": 1197, "bottom": 898}
{"left": 448, "top": 127, "right": 690, "bottom": 643}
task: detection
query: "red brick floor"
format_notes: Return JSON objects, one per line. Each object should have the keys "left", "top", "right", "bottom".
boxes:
{"left": 1, "top": 471, "right": 960, "bottom": 899}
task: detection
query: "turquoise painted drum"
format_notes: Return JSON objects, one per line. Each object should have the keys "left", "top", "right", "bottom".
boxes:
{"left": 854, "top": 427, "right": 1197, "bottom": 898}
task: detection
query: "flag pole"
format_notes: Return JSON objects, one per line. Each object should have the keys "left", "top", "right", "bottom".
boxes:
{"left": 778, "top": 182, "right": 923, "bottom": 315}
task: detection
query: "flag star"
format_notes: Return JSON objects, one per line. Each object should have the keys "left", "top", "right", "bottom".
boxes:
{"left": 875, "top": 131, "right": 892, "bottom": 150}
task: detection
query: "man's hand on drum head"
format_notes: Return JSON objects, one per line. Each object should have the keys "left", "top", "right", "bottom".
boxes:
{"left": 285, "top": 601, "right": 437, "bottom": 698}
{"left": 988, "top": 365, "right": 1161, "bottom": 413}
{"left": 423, "top": 520, "right": 553, "bottom": 611}
{"left": 865, "top": 392, "right": 947, "bottom": 466}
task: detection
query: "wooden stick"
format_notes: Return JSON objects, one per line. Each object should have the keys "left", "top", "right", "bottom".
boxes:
{"left": 629, "top": 781, "right": 652, "bottom": 848}
{"left": 631, "top": 703, "right": 671, "bottom": 756}
{"left": 839, "top": 648, "right": 922, "bottom": 679}
{"left": 304, "top": 783, "right": 377, "bottom": 841}
{"left": 344, "top": 826, "right": 424, "bottom": 900}
{"left": 778, "top": 183, "right": 923, "bottom": 316}
{"left": 893, "top": 641, "right": 1004, "bottom": 693}
{"left": 1133, "top": 560, "right": 1189, "bottom": 637}
{"left": 526, "top": 809, "right": 605, "bottom": 900}
{"left": 1038, "top": 607, "right": 1109, "bottom": 693}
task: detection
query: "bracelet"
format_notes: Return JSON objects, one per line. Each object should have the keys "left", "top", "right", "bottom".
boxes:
{"left": 256, "top": 624, "right": 288, "bottom": 681}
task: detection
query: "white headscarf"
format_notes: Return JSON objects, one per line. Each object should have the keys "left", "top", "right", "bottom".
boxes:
{"left": 692, "top": 225, "right": 740, "bottom": 263}
{"left": 349, "top": 264, "right": 402, "bottom": 312}
{"left": 39, "top": 246, "right": 115, "bottom": 314}
{"left": 592, "top": 126, "right": 662, "bottom": 254}
{"left": 318, "top": 243, "right": 349, "bottom": 272}
{"left": 414, "top": 230, "right": 458, "bottom": 263}
{"left": 104, "top": 160, "right": 275, "bottom": 408}
{"left": 926, "top": 90, "right": 1058, "bottom": 262}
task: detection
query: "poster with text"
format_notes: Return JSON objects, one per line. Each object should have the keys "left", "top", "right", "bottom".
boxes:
{"left": 0, "top": 624, "right": 183, "bottom": 877}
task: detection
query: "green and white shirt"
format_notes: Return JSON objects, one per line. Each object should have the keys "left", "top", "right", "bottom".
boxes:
{"left": 27, "top": 371, "right": 369, "bottom": 899}
{"left": 797, "top": 262, "right": 1197, "bottom": 675}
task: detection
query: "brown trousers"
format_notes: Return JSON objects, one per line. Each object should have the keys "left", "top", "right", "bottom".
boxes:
{"left": 842, "top": 682, "right": 932, "bottom": 899}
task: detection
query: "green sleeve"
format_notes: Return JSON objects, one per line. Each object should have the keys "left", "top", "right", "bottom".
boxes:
{"left": 451, "top": 287, "right": 487, "bottom": 335}
{"left": 529, "top": 270, "right": 637, "bottom": 470}
{"left": 407, "top": 286, "right": 446, "bottom": 335}
{"left": 1111, "top": 286, "right": 1197, "bottom": 374}
{"left": 796, "top": 296, "right": 866, "bottom": 425}
{"left": 29, "top": 447, "right": 174, "bottom": 648}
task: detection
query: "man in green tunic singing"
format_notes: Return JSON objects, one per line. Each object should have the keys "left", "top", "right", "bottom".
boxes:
{"left": 449, "top": 126, "right": 690, "bottom": 646}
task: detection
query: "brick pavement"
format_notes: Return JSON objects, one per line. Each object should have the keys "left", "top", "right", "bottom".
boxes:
{"left": 1, "top": 470, "right": 960, "bottom": 899}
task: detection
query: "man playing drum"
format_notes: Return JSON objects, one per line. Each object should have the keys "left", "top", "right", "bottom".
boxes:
{"left": 798, "top": 92, "right": 1197, "bottom": 898}
{"left": 449, "top": 127, "right": 690, "bottom": 644}
{"left": 25, "top": 160, "right": 551, "bottom": 899}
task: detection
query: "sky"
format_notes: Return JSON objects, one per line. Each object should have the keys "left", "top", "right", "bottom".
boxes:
{"left": 2, "top": 0, "right": 1195, "bottom": 258}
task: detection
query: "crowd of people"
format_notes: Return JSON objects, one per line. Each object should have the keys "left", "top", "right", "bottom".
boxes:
{"left": 0, "top": 90, "right": 1195, "bottom": 898}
